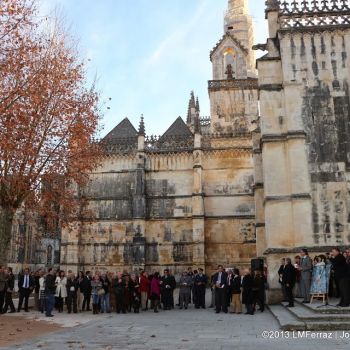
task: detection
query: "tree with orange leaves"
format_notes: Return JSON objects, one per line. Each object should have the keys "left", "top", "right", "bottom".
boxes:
{"left": 0, "top": 0, "right": 102, "bottom": 265}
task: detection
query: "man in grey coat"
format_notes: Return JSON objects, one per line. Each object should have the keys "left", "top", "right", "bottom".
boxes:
{"left": 179, "top": 271, "right": 193, "bottom": 309}
{"left": 299, "top": 248, "right": 312, "bottom": 303}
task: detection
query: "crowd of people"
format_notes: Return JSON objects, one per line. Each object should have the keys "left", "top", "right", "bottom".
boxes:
{"left": 1, "top": 247, "right": 349, "bottom": 318}
{"left": 0, "top": 265, "right": 267, "bottom": 317}
{"left": 278, "top": 248, "right": 350, "bottom": 308}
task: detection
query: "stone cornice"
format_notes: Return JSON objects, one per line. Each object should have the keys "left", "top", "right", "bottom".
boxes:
{"left": 264, "top": 245, "right": 350, "bottom": 255}
{"left": 265, "top": 193, "right": 312, "bottom": 202}
{"left": 259, "top": 84, "right": 283, "bottom": 91}
{"left": 208, "top": 79, "right": 258, "bottom": 91}
{"left": 261, "top": 130, "right": 306, "bottom": 143}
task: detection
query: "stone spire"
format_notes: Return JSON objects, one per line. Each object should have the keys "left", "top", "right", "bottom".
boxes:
{"left": 187, "top": 91, "right": 196, "bottom": 124}
{"left": 224, "top": 0, "right": 254, "bottom": 52}
{"left": 195, "top": 97, "right": 200, "bottom": 114}
{"left": 224, "top": 0, "right": 256, "bottom": 75}
{"left": 138, "top": 114, "right": 145, "bottom": 136}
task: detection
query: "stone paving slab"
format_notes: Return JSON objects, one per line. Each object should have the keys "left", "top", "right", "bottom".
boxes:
{"left": 2, "top": 307, "right": 350, "bottom": 350}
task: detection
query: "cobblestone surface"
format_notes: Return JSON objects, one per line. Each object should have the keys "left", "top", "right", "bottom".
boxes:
{"left": 2, "top": 305, "right": 350, "bottom": 350}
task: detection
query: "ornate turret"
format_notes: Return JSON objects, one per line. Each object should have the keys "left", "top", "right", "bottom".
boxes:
{"left": 195, "top": 97, "right": 200, "bottom": 114}
{"left": 208, "top": 0, "right": 259, "bottom": 133}
{"left": 186, "top": 91, "right": 201, "bottom": 133}
{"left": 138, "top": 114, "right": 145, "bottom": 136}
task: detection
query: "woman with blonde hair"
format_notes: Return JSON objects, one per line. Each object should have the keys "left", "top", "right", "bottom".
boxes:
{"left": 91, "top": 274, "right": 103, "bottom": 315}
{"left": 55, "top": 270, "right": 67, "bottom": 312}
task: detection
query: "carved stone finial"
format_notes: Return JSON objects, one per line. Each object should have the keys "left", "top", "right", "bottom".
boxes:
{"left": 138, "top": 114, "right": 145, "bottom": 136}
{"left": 190, "top": 91, "right": 195, "bottom": 108}
{"left": 195, "top": 97, "right": 200, "bottom": 113}
{"left": 265, "top": 0, "right": 280, "bottom": 12}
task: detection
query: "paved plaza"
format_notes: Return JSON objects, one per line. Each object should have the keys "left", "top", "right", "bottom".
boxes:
{"left": 1, "top": 306, "right": 350, "bottom": 350}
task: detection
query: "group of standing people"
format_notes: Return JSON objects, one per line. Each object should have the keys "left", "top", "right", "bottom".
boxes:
{"left": 5, "top": 248, "right": 348, "bottom": 319}
{"left": 278, "top": 248, "right": 350, "bottom": 307}
{"left": 210, "top": 265, "right": 266, "bottom": 315}
{"left": 1, "top": 264, "right": 268, "bottom": 317}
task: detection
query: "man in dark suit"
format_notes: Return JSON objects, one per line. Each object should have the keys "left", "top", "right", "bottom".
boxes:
{"left": 17, "top": 268, "right": 34, "bottom": 312}
{"left": 282, "top": 258, "right": 296, "bottom": 307}
{"left": 160, "top": 269, "right": 176, "bottom": 310}
{"left": 299, "top": 248, "right": 312, "bottom": 303}
{"left": 330, "top": 248, "right": 350, "bottom": 307}
{"left": 212, "top": 265, "right": 228, "bottom": 313}
{"left": 81, "top": 271, "right": 92, "bottom": 311}
{"left": 194, "top": 268, "right": 208, "bottom": 309}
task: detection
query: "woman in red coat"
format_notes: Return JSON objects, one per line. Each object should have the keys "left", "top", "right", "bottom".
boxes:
{"left": 140, "top": 271, "right": 150, "bottom": 311}
{"left": 150, "top": 272, "right": 161, "bottom": 313}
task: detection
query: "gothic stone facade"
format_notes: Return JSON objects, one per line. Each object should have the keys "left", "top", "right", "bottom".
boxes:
{"left": 60, "top": 0, "right": 259, "bottom": 276}
{"left": 7, "top": 208, "right": 60, "bottom": 274}
{"left": 255, "top": 0, "right": 350, "bottom": 302}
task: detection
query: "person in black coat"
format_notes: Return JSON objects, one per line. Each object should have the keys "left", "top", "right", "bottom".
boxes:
{"left": 160, "top": 269, "right": 176, "bottom": 310}
{"left": 81, "top": 271, "right": 92, "bottom": 311}
{"left": 282, "top": 258, "right": 296, "bottom": 307}
{"left": 252, "top": 270, "right": 265, "bottom": 312}
{"left": 45, "top": 268, "right": 56, "bottom": 317}
{"left": 212, "top": 265, "right": 228, "bottom": 313}
{"left": 330, "top": 248, "right": 350, "bottom": 307}
{"left": 17, "top": 268, "right": 35, "bottom": 312}
{"left": 242, "top": 269, "right": 254, "bottom": 315}
{"left": 226, "top": 270, "right": 234, "bottom": 308}
{"left": 194, "top": 268, "right": 208, "bottom": 309}
{"left": 3, "top": 267, "right": 16, "bottom": 313}
{"left": 278, "top": 258, "right": 287, "bottom": 301}
{"left": 66, "top": 272, "right": 79, "bottom": 313}
{"left": 231, "top": 269, "right": 242, "bottom": 314}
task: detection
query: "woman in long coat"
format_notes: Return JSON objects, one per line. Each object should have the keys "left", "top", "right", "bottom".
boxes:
{"left": 55, "top": 270, "right": 67, "bottom": 312}
{"left": 114, "top": 273, "right": 126, "bottom": 314}
{"left": 108, "top": 272, "right": 116, "bottom": 312}
{"left": 150, "top": 272, "right": 161, "bottom": 313}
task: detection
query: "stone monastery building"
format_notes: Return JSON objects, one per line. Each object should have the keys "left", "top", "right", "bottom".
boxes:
{"left": 9, "top": 0, "right": 350, "bottom": 300}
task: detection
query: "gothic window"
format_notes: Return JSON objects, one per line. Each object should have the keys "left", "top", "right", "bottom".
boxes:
{"left": 47, "top": 244, "right": 53, "bottom": 266}
{"left": 224, "top": 48, "right": 236, "bottom": 79}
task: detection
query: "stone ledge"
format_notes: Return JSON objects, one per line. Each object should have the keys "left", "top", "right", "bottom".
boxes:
{"left": 265, "top": 193, "right": 311, "bottom": 202}
{"left": 264, "top": 245, "right": 350, "bottom": 255}
{"left": 261, "top": 130, "right": 307, "bottom": 143}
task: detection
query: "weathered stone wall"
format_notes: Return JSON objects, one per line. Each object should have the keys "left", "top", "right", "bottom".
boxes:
{"left": 61, "top": 143, "right": 256, "bottom": 275}
{"left": 209, "top": 88, "right": 259, "bottom": 133}
{"left": 60, "top": 0, "right": 259, "bottom": 276}
{"left": 257, "top": 0, "right": 350, "bottom": 302}
{"left": 280, "top": 30, "right": 350, "bottom": 246}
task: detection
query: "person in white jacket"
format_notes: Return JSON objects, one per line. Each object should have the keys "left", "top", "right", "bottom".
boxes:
{"left": 55, "top": 271, "right": 67, "bottom": 312}
{"left": 38, "top": 270, "right": 46, "bottom": 313}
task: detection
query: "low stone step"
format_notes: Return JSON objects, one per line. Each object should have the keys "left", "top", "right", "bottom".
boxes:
{"left": 268, "top": 305, "right": 306, "bottom": 331}
{"left": 269, "top": 305, "right": 350, "bottom": 331}
{"left": 295, "top": 298, "right": 350, "bottom": 314}
{"left": 281, "top": 302, "right": 350, "bottom": 322}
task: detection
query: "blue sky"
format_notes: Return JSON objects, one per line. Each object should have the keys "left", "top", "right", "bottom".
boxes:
{"left": 40, "top": 0, "right": 267, "bottom": 136}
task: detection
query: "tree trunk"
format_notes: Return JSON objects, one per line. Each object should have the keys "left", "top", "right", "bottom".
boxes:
{"left": 0, "top": 206, "right": 15, "bottom": 266}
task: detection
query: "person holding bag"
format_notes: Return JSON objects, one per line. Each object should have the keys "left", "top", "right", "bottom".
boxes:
{"left": 91, "top": 274, "right": 103, "bottom": 314}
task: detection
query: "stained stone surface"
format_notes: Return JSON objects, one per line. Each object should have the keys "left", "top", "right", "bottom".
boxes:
{"left": 2, "top": 306, "right": 350, "bottom": 350}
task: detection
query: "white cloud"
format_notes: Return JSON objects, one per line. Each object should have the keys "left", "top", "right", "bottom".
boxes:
{"left": 146, "top": 0, "right": 210, "bottom": 66}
